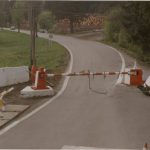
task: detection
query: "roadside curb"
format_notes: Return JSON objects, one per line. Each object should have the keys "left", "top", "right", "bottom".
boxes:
{"left": 0, "top": 105, "right": 30, "bottom": 129}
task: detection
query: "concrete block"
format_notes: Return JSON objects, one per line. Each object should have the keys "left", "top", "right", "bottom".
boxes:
{"left": 144, "top": 76, "right": 150, "bottom": 87}
{"left": 123, "top": 68, "right": 130, "bottom": 85}
{"left": 5, "top": 105, "right": 29, "bottom": 112}
{"left": 20, "top": 86, "right": 54, "bottom": 98}
{"left": 0, "top": 104, "right": 29, "bottom": 128}
{"left": 0, "top": 120, "right": 8, "bottom": 126}
{"left": 0, "top": 112, "right": 19, "bottom": 120}
{"left": 0, "top": 66, "right": 29, "bottom": 87}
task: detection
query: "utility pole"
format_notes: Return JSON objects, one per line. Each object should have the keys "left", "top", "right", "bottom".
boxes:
{"left": 30, "top": 5, "right": 36, "bottom": 67}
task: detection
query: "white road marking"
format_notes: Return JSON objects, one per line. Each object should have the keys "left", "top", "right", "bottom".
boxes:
{"left": 107, "top": 46, "right": 126, "bottom": 85}
{"left": 0, "top": 44, "right": 73, "bottom": 136}
{"left": 62, "top": 145, "right": 138, "bottom": 150}
{"left": 133, "top": 60, "right": 137, "bottom": 69}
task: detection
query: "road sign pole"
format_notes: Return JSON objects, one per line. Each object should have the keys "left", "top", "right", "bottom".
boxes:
{"left": 48, "top": 33, "right": 53, "bottom": 49}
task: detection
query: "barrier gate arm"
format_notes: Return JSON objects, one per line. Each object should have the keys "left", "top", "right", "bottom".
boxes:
{"left": 30, "top": 66, "right": 145, "bottom": 92}
{"left": 0, "top": 87, "right": 14, "bottom": 99}
{"left": 47, "top": 71, "right": 132, "bottom": 78}
{"left": 0, "top": 87, "right": 14, "bottom": 111}
{"left": 23, "top": 66, "right": 147, "bottom": 96}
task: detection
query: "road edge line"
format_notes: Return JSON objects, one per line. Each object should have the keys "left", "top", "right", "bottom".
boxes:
{"left": 103, "top": 44, "right": 126, "bottom": 85}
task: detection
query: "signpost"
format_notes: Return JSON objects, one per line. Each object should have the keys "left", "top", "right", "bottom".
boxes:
{"left": 48, "top": 33, "right": 53, "bottom": 49}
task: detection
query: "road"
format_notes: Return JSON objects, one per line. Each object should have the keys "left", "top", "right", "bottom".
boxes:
{"left": 0, "top": 32, "right": 150, "bottom": 149}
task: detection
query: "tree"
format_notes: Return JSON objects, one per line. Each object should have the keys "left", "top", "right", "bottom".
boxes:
{"left": 26, "top": 1, "right": 45, "bottom": 66}
{"left": 120, "top": 2, "right": 150, "bottom": 54}
{"left": 26, "top": 1, "right": 45, "bottom": 37}
{"left": 38, "top": 11, "right": 55, "bottom": 31}
{"left": 0, "top": 0, "right": 14, "bottom": 28}
{"left": 45, "top": 1, "right": 122, "bottom": 33}
{"left": 11, "top": 1, "right": 26, "bottom": 32}
{"left": 46, "top": 1, "right": 93, "bottom": 33}
{"left": 104, "top": 7, "right": 122, "bottom": 42}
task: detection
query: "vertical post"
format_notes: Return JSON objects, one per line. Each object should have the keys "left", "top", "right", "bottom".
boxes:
{"left": 48, "top": 33, "right": 53, "bottom": 49}
{"left": 30, "top": 6, "right": 33, "bottom": 67}
{"left": 30, "top": 5, "right": 36, "bottom": 67}
{"left": 32, "top": 7, "right": 36, "bottom": 66}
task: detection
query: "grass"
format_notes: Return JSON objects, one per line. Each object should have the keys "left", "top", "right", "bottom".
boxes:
{"left": 100, "top": 39, "right": 150, "bottom": 66}
{"left": 0, "top": 30, "right": 69, "bottom": 72}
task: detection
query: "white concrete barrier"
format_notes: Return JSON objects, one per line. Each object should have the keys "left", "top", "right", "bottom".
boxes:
{"left": 123, "top": 68, "right": 130, "bottom": 85}
{"left": 0, "top": 66, "right": 29, "bottom": 87}
{"left": 144, "top": 76, "right": 150, "bottom": 87}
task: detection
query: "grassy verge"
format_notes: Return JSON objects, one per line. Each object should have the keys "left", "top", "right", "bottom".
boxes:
{"left": 0, "top": 29, "right": 70, "bottom": 106}
{"left": 0, "top": 30, "right": 69, "bottom": 72}
{"left": 100, "top": 39, "right": 150, "bottom": 66}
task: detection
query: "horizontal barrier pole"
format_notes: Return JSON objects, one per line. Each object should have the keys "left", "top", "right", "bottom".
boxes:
{"left": 47, "top": 71, "right": 133, "bottom": 77}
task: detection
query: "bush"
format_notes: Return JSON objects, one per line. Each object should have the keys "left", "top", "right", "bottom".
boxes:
{"left": 104, "top": 20, "right": 120, "bottom": 42}
{"left": 38, "top": 11, "right": 55, "bottom": 31}
{"left": 118, "top": 29, "right": 129, "bottom": 48}
{"left": 104, "top": 20, "right": 113, "bottom": 41}
{"left": 103, "top": 3, "right": 150, "bottom": 64}
{"left": 104, "top": 8, "right": 122, "bottom": 42}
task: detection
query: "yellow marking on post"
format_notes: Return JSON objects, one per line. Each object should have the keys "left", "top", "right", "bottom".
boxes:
{"left": 0, "top": 99, "right": 5, "bottom": 110}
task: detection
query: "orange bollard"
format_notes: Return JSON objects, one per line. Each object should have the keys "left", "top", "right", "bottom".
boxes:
{"left": 32, "top": 68, "right": 48, "bottom": 90}
{"left": 143, "top": 143, "right": 148, "bottom": 150}
{"left": 30, "top": 65, "right": 38, "bottom": 83}
{"left": 130, "top": 69, "right": 144, "bottom": 86}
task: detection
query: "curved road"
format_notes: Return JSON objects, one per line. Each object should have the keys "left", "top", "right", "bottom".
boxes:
{"left": 0, "top": 32, "right": 150, "bottom": 149}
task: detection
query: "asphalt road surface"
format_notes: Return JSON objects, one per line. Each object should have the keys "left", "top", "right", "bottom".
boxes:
{"left": 0, "top": 31, "right": 150, "bottom": 149}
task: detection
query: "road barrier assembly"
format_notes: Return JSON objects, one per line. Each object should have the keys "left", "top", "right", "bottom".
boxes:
{"left": 21, "top": 66, "right": 54, "bottom": 98}
{"left": 20, "top": 65, "right": 150, "bottom": 98}
{"left": 143, "top": 143, "right": 148, "bottom": 150}
{"left": 30, "top": 65, "right": 38, "bottom": 83}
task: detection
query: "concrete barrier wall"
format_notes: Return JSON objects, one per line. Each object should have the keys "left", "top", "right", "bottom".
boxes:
{"left": 0, "top": 66, "right": 29, "bottom": 87}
